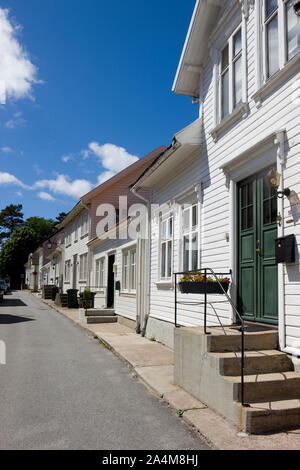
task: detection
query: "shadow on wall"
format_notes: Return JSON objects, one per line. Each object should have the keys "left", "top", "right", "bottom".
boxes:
{"left": 285, "top": 191, "right": 300, "bottom": 282}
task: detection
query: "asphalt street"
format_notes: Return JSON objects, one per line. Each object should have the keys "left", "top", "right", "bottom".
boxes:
{"left": 0, "top": 291, "right": 209, "bottom": 450}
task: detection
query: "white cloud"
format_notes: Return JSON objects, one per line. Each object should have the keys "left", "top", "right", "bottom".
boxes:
{"left": 15, "top": 190, "right": 23, "bottom": 196}
{"left": 0, "top": 8, "right": 39, "bottom": 103}
{"left": 34, "top": 174, "right": 93, "bottom": 199}
{"left": 89, "top": 142, "right": 139, "bottom": 171}
{"left": 38, "top": 191, "right": 55, "bottom": 202}
{"left": 97, "top": 170, "right": 117, "bottom": 184}
{"left": 0, "top": 171, "right": 26, "bottom": 187}
{"left": 5, "top": 111, "right": 26, "bottom": 129}
{"left": 61, "top": 154, "right": 72, "bottom": 163}
{"left": 1, "top": 146, "right": 13, "bottom": 153}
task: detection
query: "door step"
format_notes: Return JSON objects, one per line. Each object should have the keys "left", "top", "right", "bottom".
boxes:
{"left": 210, "top": 350, "right": 293, "bottom": 376}
{"left": 241, "top": 399, "right": 300, "bottom": 434}
{"left": 226, "top": 371, "right": 300, "bottom": 403}
{"left": 79, "top": 308, "right": 117, "bottom": 324}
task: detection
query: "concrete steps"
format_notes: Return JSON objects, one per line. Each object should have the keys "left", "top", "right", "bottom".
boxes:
{"left": 174, "top": 326, "right": 300, "bottom": 434}
{"left": 211, "top": 350, "right": 293, "bottom": 376}
{"left": 242, "top": 400, "right": 300, "bottom": 434}
{"left": 79, "top": 308, "right": 117, "bottom": 324}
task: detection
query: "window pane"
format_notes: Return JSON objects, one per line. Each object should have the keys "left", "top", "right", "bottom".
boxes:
{"left": 234, "top": 55, "right": 243, "bottom": 106}
{"left": 233, "top": 29, "right": 242, "bottom": 57}
{"left": 287, "top": 1, "right": 300, "bottom": 60}
{"left": 267, "top": 15, "right": 279, "bottom": 77}
{"left": 161, "top": 243, "right": 166, "bottom": 278}
{"left": 191, "top": 233, "right": 198, "bottom": 271}
{"left": 192, "top": 205, "right": 198, "bottom": 227}
{"left": 222, "top": 45, "right": 229, "bottom": 71}
{"left": 169, "top": 217, "right": 173, "bottom": 237}
{"left": 162, "top": 221, "right": 167, "bottom": 240}
{"left": 167, "top": 241, "right": 172, "bottom": 278}
{"left": 222, "top": 70, "right": 230, "bottom": 118}
{"left": 183, "top": 210, "right": 190, "bottom": 231}
{"left": 183, "top": 236, "right": 189, "bottom": 271}
{"left": 266, "top": 0, "right": 278, "bottom": 18}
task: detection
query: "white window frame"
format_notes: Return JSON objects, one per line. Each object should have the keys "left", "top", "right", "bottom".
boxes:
{"left": 81, "top": 212, "right": 89, "bottom": 237}
{"left": 95, "top": 257, "right": 105, "bottom": 288}
{"left": 122, "top": 246, "right": 137, "bottom": 293}
{"left": 159, "top": 215, "right": 173, "bottom": 280}
{"left": 218, "top": 23, "right": 244, "bottom": 122}
{"left": 260, "top": 0, "right": 300, "bottom": 83}
{"left": 64, "top": 260, "right": 71, "bottom": 283}
{"left": 79, "top": 253, "right": 88, "bottom": 281}
{"left": 181, "top": 203, "right": 200, "bottom": 272}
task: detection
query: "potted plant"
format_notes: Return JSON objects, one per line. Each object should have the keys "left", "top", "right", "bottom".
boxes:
{"left": 81, "top": 288, "right": 96, "bottom": 309}
{"left": 179, "top": 272, "right": 230, "bottom": 294}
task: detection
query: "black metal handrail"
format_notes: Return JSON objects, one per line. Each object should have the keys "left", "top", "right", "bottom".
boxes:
{"left": 174, "top": 267, "right": 249, "bottom": 408}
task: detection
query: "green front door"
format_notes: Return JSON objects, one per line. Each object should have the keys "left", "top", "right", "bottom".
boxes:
{"left": 238, "top": 168, "right": 278, "bottom": 324}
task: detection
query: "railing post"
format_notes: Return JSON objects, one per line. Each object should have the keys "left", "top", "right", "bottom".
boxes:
{"left": 204, "top": 268, "right": 208, "bottom": 334}
{"left": 174, "top": 273, "right": 177, "bottom": 328}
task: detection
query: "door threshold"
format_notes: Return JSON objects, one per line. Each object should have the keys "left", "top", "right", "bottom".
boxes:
{"left": 230, "top": 321, "right": 278, "bottom": 333}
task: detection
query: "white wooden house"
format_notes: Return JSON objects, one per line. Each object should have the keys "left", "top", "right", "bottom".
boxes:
{"left": 56, "top": 202, "right": 91, "bottom": 296}
{"left": 132, "top": 0, "right": 300, "bottom": 358}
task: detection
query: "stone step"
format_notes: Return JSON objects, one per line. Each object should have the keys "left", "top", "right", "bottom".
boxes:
{"left": 241, "top": 399, "right": 300, "bottom": 434}
{"left": 207, "top": 330, "right": 278, "bottom": 353}
{"left": 226, "top": 371, "right": 300, "bottom": 403}
{"left": 84, "top": 309, "right": 115, "bottom": 317}
{"left": 211, "top": 350, "right": 293, "bottom": 376}
{"left": 84, "top": 315, "right": 118, "bottom": 324}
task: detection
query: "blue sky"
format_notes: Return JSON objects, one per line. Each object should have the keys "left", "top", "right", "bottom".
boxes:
{"left": 0, "top": 0, "right": 197, "bottom": 220}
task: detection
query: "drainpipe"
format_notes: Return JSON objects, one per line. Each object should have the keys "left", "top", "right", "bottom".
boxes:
{"left": 129, "top": 187, "right": 152, "bottom": 336}
{"left": 80, "top": 200, "right": 91, "bottom": 288}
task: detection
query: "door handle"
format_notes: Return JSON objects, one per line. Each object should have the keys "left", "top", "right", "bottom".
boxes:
{"left": 256, "top": 240, "right": 260, "bottom": 253}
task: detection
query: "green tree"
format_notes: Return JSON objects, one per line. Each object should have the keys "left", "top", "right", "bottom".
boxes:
{"left": 0, "top": 204, "right": 24, "bottom": 243}
{"left": 25, "top": 217, "right": 57, "bottom": 245}
{"left": 0, "top": 226, "right": 38, "bottom": 287}
{"left": 56, "top": 212, "right": 68, "bottom": 224}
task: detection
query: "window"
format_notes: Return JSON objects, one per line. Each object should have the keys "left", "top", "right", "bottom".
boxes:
{"left": 182, "top": 204, "right": 199, "bottom": 272}
{"left": 65, "top": 230, "right": 71, "bottom": 246}
{"left": 160, "top": 216, "right": 173, "bottom": 279}
{"left": 79, "top": 253, "right": 88, "bottom": 281}
{"left": 286, "top": 0, "right": 300, "bottom": 60}
{"left": 74, "top": 221, "right": 78, "bottom": 242}
{"left": 122, "top": 247, "right": 136, "bottom": 292}
{"left": 220, "top": 25, "right": 243, "bottom": 120}
{"left": 261, "top": 1, "right": 300, "bottom": 82}
{"left": 95, "top": 258, "right": 105, "bottom": 288}
{"left": 64, "top": 260, "right": 71, "bottom": 282}
{"left": 81, "top": 212, "right": 89, "bottom": 237}
{"left": 264, "top": 0, "right": 279, "bottom": 78}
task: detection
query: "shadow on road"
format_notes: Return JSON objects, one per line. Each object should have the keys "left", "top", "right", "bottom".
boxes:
{"left": 0, "top": 314, "right": 35, "bottom": 324}
{"left": 1, "top": 299, "right": 27, "bottom": 307}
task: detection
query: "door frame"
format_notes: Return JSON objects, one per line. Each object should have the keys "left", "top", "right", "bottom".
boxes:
{"left": 236, "top": 168, "right": 279, "bottom": 324}
{"left": 223, "top": 131, "right": 286, "bottom": 349}
{"left": 106, "top": 252, "right": 116, "bottom": 309}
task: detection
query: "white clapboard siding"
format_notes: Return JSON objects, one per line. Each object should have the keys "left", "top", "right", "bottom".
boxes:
{"left": 147, "top": 2, "right": 300, "bottom": 349}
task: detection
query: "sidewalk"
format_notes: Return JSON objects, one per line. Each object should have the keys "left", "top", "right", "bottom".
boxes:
{"left": 35, "top": 294, "right": 300, "bottom": 450}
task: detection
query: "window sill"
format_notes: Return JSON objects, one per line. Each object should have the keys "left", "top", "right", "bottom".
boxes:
{"left": 252, "top": 52, "right": 300, "bottom": 107}
{"left": 210, "top": 102, "right": 248, "bottom": 142}
{"left": 155, "top": 280, "right": 174, "bottom": 289}
{"left": 120, "top": 291, "right": 136, "bottom": 297}
{"left": 65, "top": 244, "right": 71, "bottom": 248}
{"left": 80, "top": 233, "right": 89, "bottom": 240}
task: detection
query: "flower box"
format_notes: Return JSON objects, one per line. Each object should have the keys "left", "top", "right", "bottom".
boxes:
{"left": 179, "top": 281, "right": 230, "bottom": 295}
